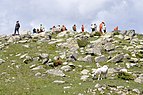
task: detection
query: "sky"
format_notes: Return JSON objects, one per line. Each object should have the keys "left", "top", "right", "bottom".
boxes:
{"left": 0, "top": 0, "right": 143, "bottom": 35}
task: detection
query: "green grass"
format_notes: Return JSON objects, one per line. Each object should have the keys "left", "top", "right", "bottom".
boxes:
{"left": 0, "top": 34, "right": 143, "bottom": 95}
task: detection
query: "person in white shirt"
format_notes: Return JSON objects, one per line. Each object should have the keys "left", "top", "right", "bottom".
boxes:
{"left": 91, "top": 23, "right": 97, "bottom": 32}
{"left": 102, "top": 22, "right": 106, "bottom": 33}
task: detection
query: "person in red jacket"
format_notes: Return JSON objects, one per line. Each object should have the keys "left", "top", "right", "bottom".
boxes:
{"left": 81, "top": 25, "right": 84, "bottom": 32}
{"left": 114, "top": 26, "right": 118, "bottom": 31}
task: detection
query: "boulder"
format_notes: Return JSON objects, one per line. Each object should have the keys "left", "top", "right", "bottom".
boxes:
{"left": 57, "top": 31, "right": 68, "bottom": 38}
{"left": 61, "top": 65, "right": 72, "bottom": 72}
{"left": 81, "top": 69, "right": 89, "bottom": 75}
{"left": 104, "top": 42, "right": 115, "bottom": 51}
{"left": 83, "top": 55, "right": 93, "bottom": 63}
{"left": 80, "top": 75, "right": 89, "bottom": 81}
{"left": 95, "top": 55, "right": 107, "bottom": 63}
{"left": 107, "top": 54, "right": 124, "bottom": 63}
{"left": 86, "top": 48, "right": 102, "bottom": 55}
{"left": 31, "top": 66, "right": 43, "bottom": 71}
{"left": 39, "top": 53, "right": 49, "bottom": 59}
{"left": 46, "top": 69, "right": 65, "bottom": 77}
{"left": 53, "top": 80, "right": 65, "bottom": 84}
{"left": 0, "top": 59, "right": 5, "bottom": 65}
{"left": 132, "top": 89, "right": 140, "bottom": 94}
{"left": 134, "top": 74, "right": 143, "bottom": 84}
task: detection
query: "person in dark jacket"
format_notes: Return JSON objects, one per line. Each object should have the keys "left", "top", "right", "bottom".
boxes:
{"left": 14, "top": 21, "right": 20, "bottom": 35}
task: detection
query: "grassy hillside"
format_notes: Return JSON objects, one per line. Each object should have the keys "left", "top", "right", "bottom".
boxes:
{"left": 0, "top": 31, "right": 143, "bottom": 95}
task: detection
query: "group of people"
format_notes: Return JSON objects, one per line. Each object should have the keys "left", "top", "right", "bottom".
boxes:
{"left": 33, "top": 24, "right": 45, "bottom": 34}
{"left": 13, "top": 21, "right": 119, "bottom": 35}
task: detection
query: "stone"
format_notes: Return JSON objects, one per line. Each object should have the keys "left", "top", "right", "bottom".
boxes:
{"left": 46, "top": 69, "right": 65, "bottom": 77}
{"left": 39, "top": 53, "right": 49, "bottom": 59}
{"left": 81, "top": 69, "right": 89, "bottom": 75}
{"left": 68, "top": 62, "right": 75, "bottom": 69}
{"left": 20, "top": 53, "right": 28, "bottom": 59}
{"left": 126, "top": 63, "right": 138, "bottom": 68}
{"left": 22, "top": 44, "right": 30, "bottom": 48}
{"left": 42, "top": 58, "right": 49, "bottom": 64}
{"left": 124, "top": 36, "right": 131, "bottom": 40}
{"left": 53, "top": 80, "right": 65, "bottom": 84}
{"left": 104, "top": 42, "right": 115, "bottom": 51}
{"left": 29, "top": 64, "right": 36, "bottom": 69}
{"left": 83, "top": 55, "right": 93, "bottom": 63}
{"left": 129, "top": 58, "right": 138, "bottom": 63}
{"left": 0, "top": 59, "right": 5, "bottom": 64}
{"left": 57, "top": 31, "right": 68, "bottom": 38}
{"left": 114, "top": 34, "right": 124, "bottom": 39}
{"left": 95, "top": 83, "right": 102, "bottom": 88}
{"left": 35, "top": 72, "right": 42, "bottom": 77}
{"left": 132, "top": 89, "right": 140, "bottom": 94}
{"left": 31, "top": 66, "right": 43, "bottom": 71}
{"left": 108, "top": 54, "right": 124, "bottom": 63}
{"left": 7, "top": 35, "right": 21, "bottom": 43}
{"left": 95, "top": 55, "right": 107, "bottom": 63}
{"left": 18, "top": 40, "right": 28, "bottom": 44}
{"left": 87, "top": 48, "right": 100, "bottom": 55}
{"left": 23, "top": 56, "right": 33, "bottom": 64}
{"left": 80, "top": 75, "right": 89, "bottom": 81}
{"left": 63, "top": 86, "right": 71, "bottom": 89}
{"left": 61, "top": 65, "right": 72, "bottom": 72}
{"left": 134, "top": 76, "right": 143, "bottom": 84}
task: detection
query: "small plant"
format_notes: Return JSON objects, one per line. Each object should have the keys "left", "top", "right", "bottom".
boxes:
{"left": 77, "top": 38, "right": 89, "bottom": 47}
{"left": 117, "top": 72, "right": 135, "bottom": 80}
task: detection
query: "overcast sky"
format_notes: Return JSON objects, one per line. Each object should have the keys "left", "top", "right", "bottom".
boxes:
{"left": 0, "top": 0, "right": 143, "bottom": 35}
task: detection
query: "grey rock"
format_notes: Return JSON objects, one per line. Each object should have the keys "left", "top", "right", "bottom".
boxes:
{"left": 53, "top": 80, "right": 65, "bottom": 84}
{"left": 22, "top": 44, "right": 30, "bottom": 48}
{"left": 95, "top": 83, "right": 102, "bottom": 88}
{"left": 86, "top": 47, "right": 102, "bottom": 56}
{"left": 80, "top": 75, "right": 89, "bottom": 81}
{"left": 68, "top": 62, "right": 75, "bottom": 69}
{"left": 83, "top": 55, "right": 93, "bottom": 63}
{"left": 31, "top": 66, "right": 43, "bottom": 71}
{"left": 95, "top": 55, "right": 107, "bottom": 63}
{"left": 129, "top": 58, "right": 138, "bottom": 63}
{"left": 81, "top": 69, "right": 89, "bottom": 75}
{"left": 20, "top": 53, "right": 28, "bottom": 59}
{"left": 104, "top": 42, "right": 114, "bottom": 51}
{"left": 23, "top": 56, "right": 33, "bottom": 64}
{"left": 42, "top": 58, "right": 49, "bottom": 64}
{"left": 114, "top": 34, "right": 124, "bottom": 39}
{"left": 108, "top": 54, "right": 124, "bottom": 63}
{"left": 132, "top": 89, "right": 140, "bottom": 94}
{"left": 35, "top": 72, "right": 42, "bottom": 77}
{"left": 18, "top": 40, "right": 28, "bottom": 44}
{"left": 126, "top": 63, "right": 138, "bottom": 68}
{"left": 61, "top": 65, "right": 72, "bottom": 72}
{"left": 0, "top": 59, "right": 5, "bottom": 64}
{"left": 124, "top": 36, "right": 131, "bottom": 40}
{"left": 134, "top": 75, "right": 143, "bottom": 84}
{"left": 39, "top": 53, "right": 49, "bottom": 59}
{"left": 46, "top": 69, "right": 65, "bottom": 77}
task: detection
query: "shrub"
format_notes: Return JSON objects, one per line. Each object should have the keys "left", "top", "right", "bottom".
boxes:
{"left": 77, "top": 38, "right": 89, "bottom": 47}
{"left": 117, "top": 72, "right": 135, "bottom": 80}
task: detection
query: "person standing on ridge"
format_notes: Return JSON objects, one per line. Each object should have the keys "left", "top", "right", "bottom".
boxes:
{"left": 72, "top": 24, "right": 77, "bottom": 31}
{"left": 14, "top": 21, "right": 20, "bottom": 35}
{"left": 114, "top": 26, "right": 118, "bottom": 31}
{"left": 91, "top": 23, "right": 97, "bottom": 32}
{"left": 102, "top": 22, "right": 106, "bottom": 33}
{"left": 81, "top": 25, "right": 84, "bottom": 32}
